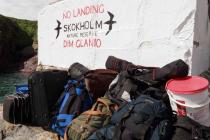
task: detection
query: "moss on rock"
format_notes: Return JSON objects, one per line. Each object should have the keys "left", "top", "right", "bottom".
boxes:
{"left": 10, "top": 17, "right": 37, "bottom": 44}
{"left": 0, "top": 14, "right": 37, "bottom": 72}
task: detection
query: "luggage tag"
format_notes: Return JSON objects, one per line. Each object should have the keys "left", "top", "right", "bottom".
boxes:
{"left": 15, "top": 85, "right": 29, "bottom": 94}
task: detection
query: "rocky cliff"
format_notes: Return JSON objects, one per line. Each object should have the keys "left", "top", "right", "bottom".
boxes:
{"left": 0, "top": 14, "right": 37, "bottom": 73}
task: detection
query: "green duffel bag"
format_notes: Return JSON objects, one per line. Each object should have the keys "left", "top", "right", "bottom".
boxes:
{"left": 65, "top": 97, "right": 120, "bottom": 140}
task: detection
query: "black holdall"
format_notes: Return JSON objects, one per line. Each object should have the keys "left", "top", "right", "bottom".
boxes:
{"left": 28, "top": 70, "right": 68, "bottom": 126}
{"left": 105, "top": 56, "right": 139, "bottom": 73}
{"left": 106, "top": 59, "right": 189, "bottom": 100}
{"left": 125, "top": 59, "right": 189, "bottom": 82}
{"left": 105, "top": 55, "right": 189, "bottom": 80}
{"left": 3, "top": 93, "right": 31, "bottom": 124}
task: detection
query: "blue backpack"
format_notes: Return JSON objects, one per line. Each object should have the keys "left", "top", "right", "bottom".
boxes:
{"left": 50, "top": 80, "right": 93, "bottom": 137}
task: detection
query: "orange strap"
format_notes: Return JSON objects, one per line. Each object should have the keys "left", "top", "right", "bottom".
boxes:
{"left": 89, "top": 98, "right": 112, "bottom": 113}
{"left": 97, "top": 98, "right": 111, "bottom": 111}
{"left": 83, "top": 110, "right": 110, "bottom": 116}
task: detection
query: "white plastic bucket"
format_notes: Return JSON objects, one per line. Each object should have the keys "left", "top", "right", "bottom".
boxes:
{"left": 166, "top": 76, "right": 210, "bottom": 127}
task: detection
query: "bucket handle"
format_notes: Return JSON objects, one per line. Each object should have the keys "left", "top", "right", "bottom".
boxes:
{"left": 167, "top": 90, "right": 210, "bottom": 108}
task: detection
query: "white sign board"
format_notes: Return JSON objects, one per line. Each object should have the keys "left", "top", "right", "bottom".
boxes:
{"left": 38, "top": 0, "right": 210, "bottom": 74}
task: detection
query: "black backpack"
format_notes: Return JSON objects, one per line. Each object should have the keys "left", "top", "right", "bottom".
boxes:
{"left": 106, "top": 59, "right": 189, "bottom": 101}
{"left": 87, "top": 125, "right": 115, "bottom": 140}
{"left": 172, "top": 116, "right": 210, "bottom": 140}
{"left": 111, "top": 95, "right": 173, "bottom": 140}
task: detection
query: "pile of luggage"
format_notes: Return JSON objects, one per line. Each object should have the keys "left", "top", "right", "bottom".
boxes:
{"left": 3, "top": 56, "right": 210, "bottom": 140}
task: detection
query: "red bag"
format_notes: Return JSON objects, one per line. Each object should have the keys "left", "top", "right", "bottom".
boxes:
{"left": 84, "top": 69, "right": 118, "bottom": 101}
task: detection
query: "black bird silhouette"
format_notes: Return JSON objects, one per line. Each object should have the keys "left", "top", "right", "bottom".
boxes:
{"left": 104, "top": 11, "right": 116, "bottom": 35}
{"left": 55, "top": 20, "right": 62, "bottom": 39}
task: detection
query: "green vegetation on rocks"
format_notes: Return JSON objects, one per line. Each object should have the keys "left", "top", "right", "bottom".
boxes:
{"left": 0, "top": 14, "right": 37, "bottom": 72}
{"left": 10, "top": 17, "right": 37, "bottom": 43}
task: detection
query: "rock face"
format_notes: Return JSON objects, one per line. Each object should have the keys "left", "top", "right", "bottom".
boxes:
{"left": 0, "top": 15, "right": 36, "bottom": 72}
{"left": 20, "top": 55, "right": 38, "bottom": 73}
{"left": 0, "top": 105, "right": 61, "bottom": 140}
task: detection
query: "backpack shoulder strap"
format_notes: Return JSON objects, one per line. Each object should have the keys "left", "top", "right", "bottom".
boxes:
{"left": 125, "top": 68, "right": 158, "bottom": 85}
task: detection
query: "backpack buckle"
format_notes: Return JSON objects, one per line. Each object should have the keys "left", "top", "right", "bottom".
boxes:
{"left": 159, "top": 121, "right": 168, "bottom": 136}
{"left": 128, "top": 104, "right": 134, "bottom": 111}
{"left": 192, "top": 127, "right": 204, "bottom": 140}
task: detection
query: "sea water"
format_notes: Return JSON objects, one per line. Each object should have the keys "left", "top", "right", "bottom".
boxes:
{"left": 0, "top": 72, "right": 29, "bottom": 102}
